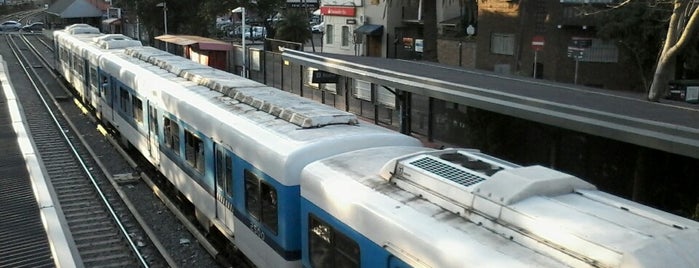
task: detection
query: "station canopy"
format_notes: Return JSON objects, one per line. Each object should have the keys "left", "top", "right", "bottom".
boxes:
{"left": 155, "top": 35, "right": 233, "bottom": 51}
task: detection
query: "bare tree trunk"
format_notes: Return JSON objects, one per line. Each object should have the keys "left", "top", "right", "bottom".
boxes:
{"left": 648, "top": 1, "right": 699, "bottom": 101}
{"left": 648, "top": 56, "right": 675, "bottom": 101}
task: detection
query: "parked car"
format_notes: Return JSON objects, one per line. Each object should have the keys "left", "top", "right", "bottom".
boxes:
{"left": 21, "top": 22, "right": 44, "bottom": 32}
{"left": 1, "top": 20, "right": 22, "bottom": 31}
{"left": 229, "top": 25, "right": 267, "bottom": 40}
{"left": 311, "top": 22, "right": 324, "bottom": 33}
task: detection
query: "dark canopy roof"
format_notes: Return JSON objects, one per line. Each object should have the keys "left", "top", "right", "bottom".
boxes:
{"left": 155, "top": 35, "right": 233, "bottom": 51}
{"left": 354, "top": 24, "right": 383, "bottom": 36}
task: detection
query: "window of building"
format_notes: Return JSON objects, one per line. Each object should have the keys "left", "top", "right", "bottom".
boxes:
{"left": 185, "top": 130, "right": 204, "bottom": 173}
{"left": 306, "top": 67, "right": 319, "bottom": 89}
{"left": 341, "top": 26, "right": 350, "bottom": 47}
{"left": 490, "top": 33, "right": 515, "bottom": 55}
{"left": 324, "top": 83, "right": 337, "bottom": 94}
{"left": 308, "top": 214, "right": 360, "bottom": 268}
{"left": 579, "top": 39, "right": 619, "bottom": 63}
{"left": 377, "top": 86, "right": 396, "bottom": 108}
{"left": 326, "top": 24, "right": 334, "bottom": 44}
{"left": 163, "top": 117, "right": 179, "bottom": 155}
{"left": 353, "top": 79, "right": 372, "bottom": 101}
{"left": 245, "top": 170, "right": 278, "bottom": 234}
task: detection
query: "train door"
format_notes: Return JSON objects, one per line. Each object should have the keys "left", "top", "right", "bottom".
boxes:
{"left": 214, "top": 144, "right": 235, "bottom": 231}
{"left": 147, "top": 103, "right": 160, "bottom": 164}
{"left": 83, "top": 60, "right": 92, "bottom": 105}
{"left": 97, "top": 72, "right": 109, "bottom": 121}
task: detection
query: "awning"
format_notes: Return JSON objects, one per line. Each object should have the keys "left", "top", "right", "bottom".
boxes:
{"left": 354, "top": 24, "right": 383, "bottom": 36}
{"left": 155, "top": 35, "right": 233, "bottom": 51}
{"left": 102, "top": 18, "right": 121, "bottom": 25}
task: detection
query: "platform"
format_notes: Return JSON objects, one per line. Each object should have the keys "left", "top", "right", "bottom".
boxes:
{"left": 0, "top": 55, "right": 77, "bottom": 267}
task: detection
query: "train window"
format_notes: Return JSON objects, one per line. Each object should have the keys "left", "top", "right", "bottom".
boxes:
{"left": 215, "top": 148, "right": 233, "bottom": 198}
{"left": 245, "top": 170, "right": 278, "bottom": 234}
{"left": 164, "top": 117, "right": 180, "bottom": 155}
{"left": 120, "top": 88, "right": 130, "bottom": 114}
{"left": 76, "top": 57, "right": 85, "bottom": 78}
{"left": 99, "top": 74, "right": 108, "bottom": 94}
{"left": 149, "top": 106, "right": 158, "bottom": 136}
{"left": 308, "top": 215, "right": 359, "bottom": 268}
{"left": 90, "top": 67, "right": 98, "bottom": 88}
{"left": 132, "top": 96, "right": 143, "bottom": 123}
{"left": 184, "top": 130, "right": 204, "bottom": 173}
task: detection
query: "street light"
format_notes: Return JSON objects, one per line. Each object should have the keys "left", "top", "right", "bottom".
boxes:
{"left": 156, "top": 1, "right": 168, "bottom": 52}
{"left": 232, "top": 7, "right": 246, "bottom": 77}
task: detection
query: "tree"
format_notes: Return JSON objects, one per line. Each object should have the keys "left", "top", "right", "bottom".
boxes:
{"left": 273, "top": 9, "right": 312, "bottom": 44}
{"left": 594, "top": 2, "right": 672, "bottom": 92}
{"left": 588, "top": 1, "right": 699, "bottom": 101}
{"left": 114, "top": 0, "right": 285, "bottom": 39}
{"left": 248, "top": 0, "right": 286, "bottom": 39}
{"left": 647, "top": 0, "right": 699, "bottom": 101}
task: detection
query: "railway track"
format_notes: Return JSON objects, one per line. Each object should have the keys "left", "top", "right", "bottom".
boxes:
{"left": 5, "top": 33, "right": 153, "bottom": 267}
{"left": 3, "top": 32, "right": 223, "bottom": 267}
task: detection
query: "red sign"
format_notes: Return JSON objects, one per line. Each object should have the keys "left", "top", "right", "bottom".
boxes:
{"left": 532, "top": 35, "right": 545, "bottom": 51}
{"left": 320, "top": 6, "right": 356, "bottom": 17}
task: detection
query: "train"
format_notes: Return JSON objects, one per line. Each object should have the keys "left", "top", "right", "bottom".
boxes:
{"left": 53, "top": 24, "right": 699, "bottom": 267}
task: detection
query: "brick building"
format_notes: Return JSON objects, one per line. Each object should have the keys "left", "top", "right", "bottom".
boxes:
{"left": 317, "top": 0, "right": 642, "bottom": 92}
{"left": 475, "top": 0, "right": 641, "bottom": 91}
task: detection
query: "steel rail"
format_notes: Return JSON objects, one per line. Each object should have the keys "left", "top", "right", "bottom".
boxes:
{"left": 7, "top": 34, "right": 149, "bottom": 268}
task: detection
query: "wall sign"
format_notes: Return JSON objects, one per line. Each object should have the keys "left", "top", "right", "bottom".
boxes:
{"left": 320, "top": 6, "right": 356, "bottom": 17}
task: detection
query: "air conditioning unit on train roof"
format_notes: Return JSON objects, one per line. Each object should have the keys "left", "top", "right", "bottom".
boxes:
{"left": 66, "top": 24, "right": 100, "bottom": 35}
{"left": 92, "top": 34, "right": 142, "bottom": 49}
{"left": 380, "top": 149, "right": 520, "bottom": 214}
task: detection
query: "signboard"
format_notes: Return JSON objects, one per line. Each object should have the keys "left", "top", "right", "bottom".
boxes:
{"left": 571, "top": 37, "right": 592, "bottom": 48}
{"left": 320, "top": 6, "right": 356, "bottom": 17}
{"left": 531, "top": 35, "right": 544, "bottom": 51}
{"left": 567, "top": 47, "right": 584, "bottom": 59}
{"left": 568, "top": 37, "right": 591, "bottom": 59}
{"left": 415, "top": 39, "right": 424, "bottom": 53}
{"left": 402, "top": 37, "right": 413, "bottom": 49}
{"left": 312, "top": 70, "right": 339, "bottom": 83}
{"left": 288, "top": 2, "right": 319, "bottom": 8}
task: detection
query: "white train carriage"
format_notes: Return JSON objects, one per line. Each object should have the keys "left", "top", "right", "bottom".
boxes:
{"left": 75, "top": 38, "right": 423, "bottom": 266}
{"left": 54, "top": 24, "right": 699, "bottom": 268}
{"left": 53, "top": 24, "right": 101, "bottom": 105}
{"left": 149, "top": 73, "right": 422, "bottom": 267}
{"left": 300, "top": 147, "right": 699, "bottom": 267}
{"left": 53, "top": 28, "right": 142, "bottom": 118}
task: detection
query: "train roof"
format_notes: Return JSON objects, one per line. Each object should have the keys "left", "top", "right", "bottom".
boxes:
{"left": 301, "top": 147, "right": 699, "bottom": 267}
{"left": 88, "top": 42, "right": 421, "bottom": 184}
{"left": 125, "top": 46, "right": 358, "bottom": 128}
{"left": 54, "top": 27, "right": 142, "bottom": 65}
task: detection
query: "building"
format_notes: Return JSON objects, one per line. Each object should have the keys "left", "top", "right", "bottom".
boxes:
{"left": 317, "top": 0, "right": 642, "bottom": 92}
